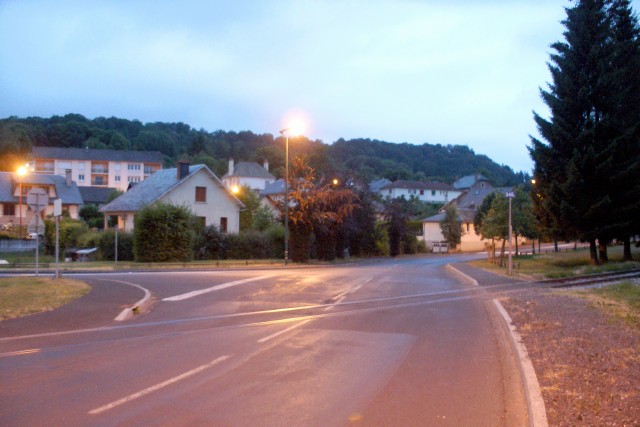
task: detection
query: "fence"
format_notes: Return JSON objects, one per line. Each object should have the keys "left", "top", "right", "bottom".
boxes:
{"left": 0, "top": 239, "right": 39, "bottom": 252}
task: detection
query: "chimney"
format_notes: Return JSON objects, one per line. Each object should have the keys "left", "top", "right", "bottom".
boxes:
{"left": 65, "top": 169, "right": 72, "bottom": 186}
{"left": 263, "top": 159, "right": 269, "bottom": 172}
{"left": 228, "top": 158, "right": 234, "bottom": 175}
{"left": 177, "top": 161, "right": 190, "bottom": 180}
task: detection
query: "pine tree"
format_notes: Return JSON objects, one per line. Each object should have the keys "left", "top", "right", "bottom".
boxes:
{"left": 530, "top": 0, "right": 616, "bottom": 264}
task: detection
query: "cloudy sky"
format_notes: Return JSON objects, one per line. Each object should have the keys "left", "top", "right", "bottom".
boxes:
{"left": 2, "top": 0, "right": 638, "bottom": 173}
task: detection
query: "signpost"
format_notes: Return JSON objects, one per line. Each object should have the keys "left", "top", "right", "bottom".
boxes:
{"left": 54, "top": 199, "right": 62, "bottom": 279}
{"left": 506, "top": 191, "right": 515, "bottom": 276}
{"left": 27, "top": 188, "right": 48, "bottom": 277}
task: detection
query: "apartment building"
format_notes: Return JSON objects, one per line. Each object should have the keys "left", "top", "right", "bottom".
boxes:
{"left": 31, "top": 146, "right": 163, "bottom": 192}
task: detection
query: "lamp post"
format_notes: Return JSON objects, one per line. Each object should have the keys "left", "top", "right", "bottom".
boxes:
{"left": 279, "top": 129, "right": 291, "bottom": 265}
{"left": 16, "top": 165, "right": 27, "bottom": 239}
{"left": 506, "top": 191, "right": 515, "bottom": 275}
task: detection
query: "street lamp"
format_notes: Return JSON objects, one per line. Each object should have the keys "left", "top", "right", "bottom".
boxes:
{"left": 16, "top": 165, "right": 27, "bottom": 239}
{"left": 506, "top": 191, "right": 515, "bottom": 275}
{"left": 279, "top": 122, "right": 304, "bottom": 265}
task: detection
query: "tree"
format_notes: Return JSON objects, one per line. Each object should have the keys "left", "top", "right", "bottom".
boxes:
{"left": 133, "top": 203, "right": 193, "bottom": 262}
{"left": 479, "top": 193, "right": 510, "bottom": 266}
{"left": 383, "top": 197, "right": 409, "bottom": 257}
{"left": 236, "top": 185, "right": 261, "bottom": 231}
{"left": 439, "top": 205, "right": 463, "bottom": 250}
{"left": 530, "top": 0, "right": 617, "bottom": 264}
{"left": 79, "top": 204, "right": 104, "bottom": 229}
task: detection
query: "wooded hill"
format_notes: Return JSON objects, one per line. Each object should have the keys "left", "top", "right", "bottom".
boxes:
{"left": 0, "top": 114, "right": 528, "bottom": 186}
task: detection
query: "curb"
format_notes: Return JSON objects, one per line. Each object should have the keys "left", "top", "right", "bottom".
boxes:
{"left": 112, "top": 280, "right": 153, "bottom": 322}
{"left": 445, "top": 263, "right": 548, "bottom": 427}
{"left": 493, "top": 299, "right": 548, "bottom": 427}
{"left": 444, "top": 263, "right": 479, "bottom": 286}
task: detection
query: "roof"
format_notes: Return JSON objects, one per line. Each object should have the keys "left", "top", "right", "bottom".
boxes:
{"left": 423, "top": 208, "right": 477, "bottom": 223}
{"left": 0, "top": 172, "right": 83, "bottom": 205}
{"left": 452, "top": 174, "right": 488, "bottom": 189}
{"left": 369, "top": 178, "right": 391, "bottom": 193}
{"left": 100, "top": 164, "right": 242, "bottom": 213}
{"left": 32, "top": 146, "right": 164, "bottom": 164}
{"left": 223, "top": 161, "right": 275, "bottom": 180}
{"left": 78, "top": 186, "right": 118, "bottom": 205}
{"left": 380, "top": 180, "right": 455, "bottom": 191}
{"left": 260, "top": 179, "right": 285, "bottom": 196}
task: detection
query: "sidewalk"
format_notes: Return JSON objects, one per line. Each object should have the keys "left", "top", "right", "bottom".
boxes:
{"left": 451, "top": 262, "right": 522, "bottom": 286}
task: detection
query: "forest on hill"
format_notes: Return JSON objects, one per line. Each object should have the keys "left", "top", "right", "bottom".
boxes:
{"left": 0, "top": 114, "right": 528, "bottom": 186}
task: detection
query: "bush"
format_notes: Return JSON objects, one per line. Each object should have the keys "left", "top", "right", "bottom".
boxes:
{"left": 44, "top": 218, "right": 88, "bottom": 255}
{"left": 224, "top": 230, "right": 273, "bottom": 259}
{"left": 265, "top": 223, "right": 285, "bottom": 259}
{"left": 401, "top": 233, "right": 419, "bottom": 254}
{"left": 134, "top": 203, "right": 193, "bottom": 262}
{"left": 99, "top": 230, "right": 134, "bottom": 261}
{"left": 196, "top": 225, "right": 225, "bottom": 260}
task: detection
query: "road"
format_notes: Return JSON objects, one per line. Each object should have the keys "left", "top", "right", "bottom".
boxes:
{"left": 0, "top": 255, "right": 529, "bottom": 426}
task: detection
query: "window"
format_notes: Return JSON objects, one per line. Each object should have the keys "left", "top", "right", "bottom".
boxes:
{"left": 220, "top": 217, "right": 228, "bottom": 233}
{"left": 57, "top": 161, "right": 71, "bottom": 169}
{"left": 78, "top": 162, "right": 85, "bottom": 170}
{"left": 78, "top": 174, "right": 85, "bottom": 181}
{"left": 114, "top": 163, "right": 121, "bottom": 171}
{"left": 115, "top": 176, "right": 121, "bottom": 182}
{"left": 432, "top": 190, "right": 436, "bottom": 196}
{"left": 128, "top": 163, "right": 141, "bottom": 171}
{"left": 420, "top": 189, "right": 424, "bottom": 196}
{"left": 195, "top": 186, "right": 207, "bottom": 202}
{"left": 127, "top": 176, "right": 141, "bottom": 183}
{"left": 3, "top": 204, "right": 16, "bottom": 216}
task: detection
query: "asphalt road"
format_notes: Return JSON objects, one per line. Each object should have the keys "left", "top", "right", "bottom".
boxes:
{"left": 0, "top": 254, "right": 529, "bottom": 426}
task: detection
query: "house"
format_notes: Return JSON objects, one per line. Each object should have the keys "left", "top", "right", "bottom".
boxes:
{"left": 222, "top": 158, "right": 276, "bottom": 192}
{"left": 78, "top": 186, "right": 119, "bottom": 208}
{"left": 422, "top": 179, "right": 513, "bottom": 252}
{"left": 258, "top": 178, "right": 285, "bottom": 218}
{"left": 100, "top": 162, "right": 244, "bottom": 233}
{"left": 30, "top": 146, "right": 163, "bottom": 192}
{"left": 0, "top": 170, "right": 83, "bottom": 228}
{"left": 378, "top": 180, "right": 462, "bottom": 204}
{"left": 453, "top": 174, "right": 488, "bottom": 190}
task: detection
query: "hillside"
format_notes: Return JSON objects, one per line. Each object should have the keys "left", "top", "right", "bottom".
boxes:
{"left": 0, "top": 114, "right": 528, "bottom": 186}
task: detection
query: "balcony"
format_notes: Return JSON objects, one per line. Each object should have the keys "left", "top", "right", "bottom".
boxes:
{"left": 91, "top": 167, "right": 109, "bottom": 174}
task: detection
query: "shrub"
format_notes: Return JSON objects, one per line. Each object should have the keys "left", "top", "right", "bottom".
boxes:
{"left": 224, "top": 230, "right": 273, "bottom": 259}
{"left": 265, "top": 223, "right": 285, "bottom": 259}
{"left": 134, "top": 203, "right": 193, "bottom": 262}
{"left": 197, "top": 225, "right": 225, "bottom": 260}
{"left": 44, "top": 218, "right": 88, "bottom": 255}
{"left": 99, "top": 230, "right": 134, "bottom": 261}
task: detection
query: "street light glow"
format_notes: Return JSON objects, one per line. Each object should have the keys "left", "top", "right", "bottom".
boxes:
{"left": 17, "top": 166, "right": 27, "bottom": 176}
{"left": 232, "top": 185, "right": 240, "bottom": 194}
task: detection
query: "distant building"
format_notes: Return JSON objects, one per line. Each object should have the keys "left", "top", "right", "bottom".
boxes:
{"left": 378, "top": 180, "right": 462, "bottom": 204}
{"left": 422, "top": 179, "right": 514, "bottom": 252}
{"left": 78, "top": 186, "right": 119, "bottom": 208}
{"left": 0, "top": 170, "right": 83, "bottom": 227}
{"left": 222, "top": 158, "right": 276, "bottom": 192}
{"left": 100, "top": 162, "right": 243, "bottom": 233}
{"left": 452, "top": 174, "right": 488, "bottom": 190}
{"left": 30, "top": 146, "right": 163, "bottom": 192}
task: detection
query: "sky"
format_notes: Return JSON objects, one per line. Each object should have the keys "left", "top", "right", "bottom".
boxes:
{"left": 2, "top": 0, "right": 639, "bottom": 174}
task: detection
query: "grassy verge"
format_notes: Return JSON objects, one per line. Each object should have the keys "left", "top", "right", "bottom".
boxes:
{"left": 566, "top": 281, "right": 640, "bottom": 329}
{"left": 470, "top": 244, "right": 640, "bottom": 280}
{"left": 0, "top": 277, "right": 91, "bottom": 320}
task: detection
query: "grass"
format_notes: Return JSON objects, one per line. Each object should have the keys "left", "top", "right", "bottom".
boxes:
{"left": 0, "top": 277, "right": 91, "bottom": 320}
{"left": 470, "top": 244, "right": 640, "bottom": 280}
{"left": 567, "top": 281, "right": 640, "bottom": 329}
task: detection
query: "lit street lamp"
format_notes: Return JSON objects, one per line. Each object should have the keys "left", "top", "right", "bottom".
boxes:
{"left": 506, "top": 191, "right": 515, "bottom": 275}
{"left": 279, "top": 121, "right": 304, "bottom": 265}
{"left": 16, "top": 165, "right": 27, "bottom": 239}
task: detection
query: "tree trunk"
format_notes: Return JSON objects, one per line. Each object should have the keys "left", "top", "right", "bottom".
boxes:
{"left": 499, "top": 239, "right": 506, "bottom": 267}
{"left": 589, "top": 238, "right": 599, "bottom": 265}
{"left": 554, "top": 238, "right": 558, "bottom": 253}
{"left": 598, "top": 239, "right": 609, "bottom": 264}
{"left": 532, "top": 239, "right": 535, "bottom": 255}
{"left": 623, "top": 236, "right": 632, "bottom": 261}
{"left": 290, "top": 223, "right": 312, "bottom": 263}
{"left": 515, "top": 233, "right": 519, "bottom": 256}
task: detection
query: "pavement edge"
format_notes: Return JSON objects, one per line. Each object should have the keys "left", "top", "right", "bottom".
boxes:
{"left": 113, "top": 281, "right": 153, "bottom": 321}
{"left": 445, "top": 263, "right": 548, "bottom": 427}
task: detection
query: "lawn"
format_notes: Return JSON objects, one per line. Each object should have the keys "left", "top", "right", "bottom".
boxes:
{"left": 470, "top": 244, "right": 640, "bottom": 280}
{"left": 568, "top": 281, "right": 640, "bottom": 329}
{"left": 0, "top": 277, "right": 91, "bottom": 320}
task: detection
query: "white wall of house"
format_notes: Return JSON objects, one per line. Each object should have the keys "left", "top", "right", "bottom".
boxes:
{"left": 423, "top": 221, "right": 486, "bottom": 252}
{"left": 381, "top": 187, "right": 462, "bottom": 203}
{"left": 35, "top": 159, "right": 161, "bottom": 192}
{"left": 161, "top": 170, "right": 240, "bottom": 233}
{"left": 223, "top": 176, "right": 274, "bottom": 192}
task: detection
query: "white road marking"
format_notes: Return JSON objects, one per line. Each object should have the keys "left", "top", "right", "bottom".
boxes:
{"left": 88, "top": 355, "right": 231, "bottom": 415}
{"left": 0, "top": 348, "right": 41, "bottom": 358}
{"left": 257, "top": 320, "right": 312, "bottom": 343}
{"left": 163, "top": 275, "right": 273, "bottom": 301}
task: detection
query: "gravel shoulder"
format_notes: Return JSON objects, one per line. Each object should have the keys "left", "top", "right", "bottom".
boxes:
{"left": 501, "top": 286, "right": 640, "bottom": 426}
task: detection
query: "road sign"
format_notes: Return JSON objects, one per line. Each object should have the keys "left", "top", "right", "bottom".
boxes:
{"left": 27, "top": 188, "right": 48, "bottom": 212}
{"left": 505, "top": 191, "right": 515, "bottom": 198}
{"left": 53, "top": 198, "right": 62, "bottom": 217}
{"left": 27, "top": 216, "right": 45, "bottom": 234}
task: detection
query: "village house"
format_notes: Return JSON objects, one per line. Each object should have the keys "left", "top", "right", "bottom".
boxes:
{"left": 378, "top": 180, "right": 462, "bottom": 204}
{"left": 0, "top": 169, "right": 83, "bottom": 228}
{"left": 100, "top": 162, "right": 243, "bottom": 233}
{"left": 422, "top": 178, "right": 514, "bottom": 252}
{"left": 222, "top": 158, "right": 276, "bottom": 192}
{"left": 30, "top": 146, "right": 163, "bottom": 192}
